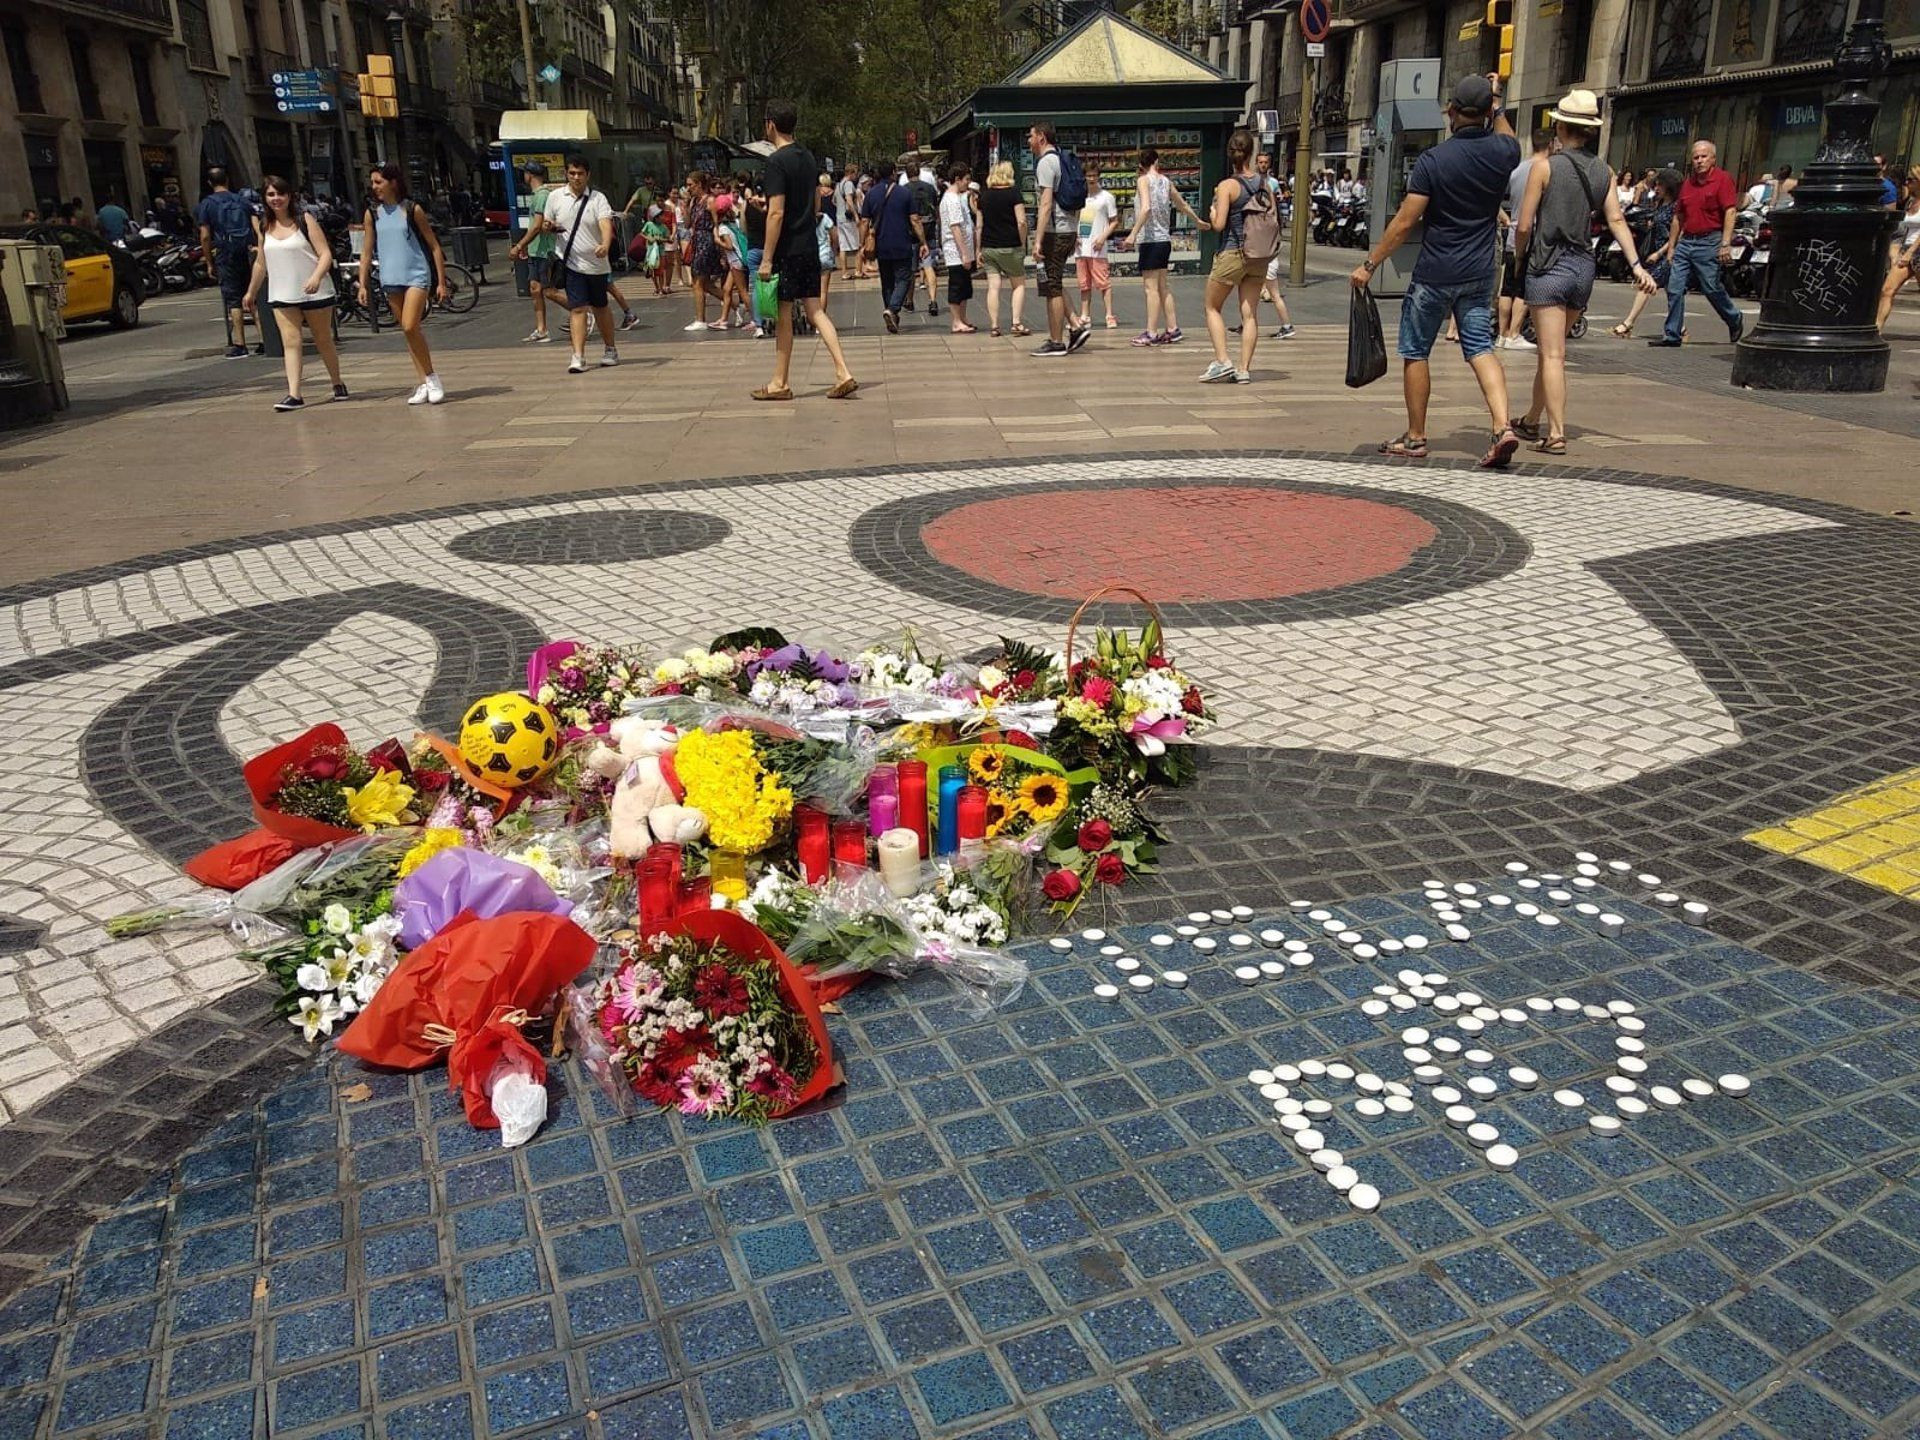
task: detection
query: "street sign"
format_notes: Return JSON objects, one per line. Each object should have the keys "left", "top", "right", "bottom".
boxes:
{"left": 1306, "top": 41, "right": 1326, "bottom": 57}
{"left": 1300, "top": 0, "right": 1331, "bottom": 44}
{"left": 538, "top": 62, "right": 561, "bottom": 84}
{"left": 272, "top": 68, "right": 335, "bottom": 114}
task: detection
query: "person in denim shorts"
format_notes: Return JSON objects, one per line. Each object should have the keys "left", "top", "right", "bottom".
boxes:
{"left": 1351, "top": 73, "right": 1522, "bottom": 468}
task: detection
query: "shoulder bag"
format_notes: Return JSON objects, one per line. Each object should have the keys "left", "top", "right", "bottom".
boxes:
{"left": 546, "top": 189, "right": 595, "bottom": 291}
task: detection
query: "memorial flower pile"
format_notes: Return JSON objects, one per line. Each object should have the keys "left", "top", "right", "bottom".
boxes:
{"left": 673, "top": 727, "right": 795, "bottom": 855}
{"left": 266, "top": 741, "right": 422, "bottom": 832}
{"left": 593, "top": 930, "right": 821, "bottom": 1122}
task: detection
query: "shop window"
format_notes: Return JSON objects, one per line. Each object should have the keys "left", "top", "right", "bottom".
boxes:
{"left": 1650, "top": 0, "right": 1710, "bottom": 78}
{"left": 3, "top": 21, "right": 41, "bottom": 113}
{"left": 23, "top": 135, "right": 59, "bottom": 214}
{"left": 1774, "top": 0, "right": 1847, "bottom": 61}
{"left": 129, "top": 44, "right": 159, "bottom": 125}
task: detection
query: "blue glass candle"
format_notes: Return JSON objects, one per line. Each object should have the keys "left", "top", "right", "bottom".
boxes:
{"left": 936, "top": 765, "right": 965, "bottom": 856}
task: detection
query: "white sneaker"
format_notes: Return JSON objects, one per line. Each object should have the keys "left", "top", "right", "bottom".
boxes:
{"left": 1198, "top": 361, "right": 1236, "bottom": 383}
{"left": 682, "top": 320, "right": 707, "bottom": 332}
{"left": 523, "top": 329, "right": 550, "bottom": 343}
{"left": 407, "top": 382, "right": 430, "bottom": 405}
{"left": 1507, "top": 335, "right": 1536, "bottom": 350}
{"left": 568, "top": 354, "right": 585, "bottom": 374}
{"left": 600, "top": 348, "right": 619, "bottom": 367}
{"left": 1234, "top": 369, "right": 1253, "bottom": 384}
{"left": 1492, "top": 335, "right": 1507, "bottom": 349}
{"left": 425, "top": 376, "right": 445, "bottom": 404}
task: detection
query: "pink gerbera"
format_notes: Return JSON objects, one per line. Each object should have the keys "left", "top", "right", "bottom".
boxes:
{"left": 676, "top": 1065, "right": 734, "bottom": 1116}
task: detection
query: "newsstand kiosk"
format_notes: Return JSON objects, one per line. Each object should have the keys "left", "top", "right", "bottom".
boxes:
{"left": 931, "top": 9, "right": 1244, "bottom": 275}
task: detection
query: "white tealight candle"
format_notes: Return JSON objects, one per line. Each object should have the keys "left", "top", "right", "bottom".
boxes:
{"left": 1186, "top": 912, "right": 1211, "bottom": 926}
{"left": 1574, "top": 850, "right": 1598, "bottom": 863}
{"left": 1259, "top": 929, "right": 1286, "bottom": 948}
{"left": 1127, "top": 974, "right": 1154, "bottom": 991}
{"left": 1246, "top": 1069, "right": 1275, "bottom": 1087}
{"left": 1115, "top": 957, "right": 1141, "bottom": 973}
{"left": 1288, "top": 953, "right": 1315, "bottom": 970}
{"left": 1486, "top": 1143, "right": 1518, "bottom": 1170}
{"left": 1273, "top": 1065, "right": 1301, "bottom": 1083}
{"left": 1384, "top": 1094, "right": 1414, "bottom": 1113}
{"left": 1444, "top": 1104, "right": 1476, "bottom": 1127}
{"left": 1682, "top": 1078, "right": 1714, "bottom": 1099}
{"left": 1589, "top": 1114, "right": 1623, "bottom": 1135}
{"left": 1504, "top": 862, "right": 1529, "bottom": 874}
{"left": 1093, "top": 983, "right": 1120, "bottom": 1000}
{"left": 1310, "top": 1149, "right": 1341, "bottom": 1172}
{"left": 1150, "top": 934, "right": 1175, "bottom": 948}
{"left": 1259, "top": 1082, "right": 1290, "bottom": 1101}
{"left": 1354, "top": 944, "right": 1379, "bottom": 960}
{"left": 1445, "top": 924, "right": 1472, "bottom": 942}
{"left": 1082, "top": 928, "right": 1107, "bottom": 941}
{"left": 1403, "top": 935, "right": 1429, "bottom": 951}
{"left": 1553, "top": 1089, "right": 1585, "bottom": 1108}
{"left": 1230, "top": 905, "right": 1255, "bottom": 920}
{"left": 1259, "top": 960, "right": 1286, "bottom": 979}
{"left": 1210, "top": 909, "right": 1233, "bottom": 924}
{"left": 1432, "top": 1085, "right": 1462, "bottom": 1104}
{"left": 1649, "top": 1085, "right": 1682, "bottom": 1108}
{"left": 1348, "top": 1182, "right": 1381, "bottom": 1212}
{"left": 1229, "top": 933, "right": 1255, "bottom": 949}
{"left": 1616, "top": 1095, "right": 1648, "bottom": 1116}
{"left": 1362, "top": 1000, "right": 1389, "bottom": 1017}
{"left": 1508, "top": 1066, "right": 1538, "bottom": 1089}
{"left": 1636, "top": 873, "right": 1661, "bottom": 887}
{"left": 1099, "top": 944, "right": 1124, "bottom": 957}
{"left": 1279, "top": 1113, "right": 1309, "bottom": 1132}
{"left": 1380, "top": 939, "right": 1405, "bottom": 953}
{"left": 1328, "top": 1165, "right": 1360, "bottom": 1193}
{"left": 1617, "top": 1056, "right": 1647, "bottom": 1076}
{"left": 1355, "top": 1098, "right": 1385, "bottom": 1118}
{"left": 1049, "top": 937, "right": 1074, "bottom": 952}
{"left": 1162, "top": 970, "right": 1189, "bottom": 989}
{"left": 1299, "top": 1059, "right": 1327, "bottom": 1077}
{"left": 1327, "top": 1063, "right": 1355, "bottom": 1081}
{"left": 1466, "top": 1122, "right": 1500, "bottom": 1148}
{"left": 1605, "top": 1076, "right": 1636, "bottom": 1095}
{"left": 1176, "top": 925, "right": 1200, "bottom": 938}
{"left": 1233, "top": 966, "right": 1260, "bottom": 985}
{"left": 1467, "top": 1076, "right": 1498, "bottom": 1098}
{"left": 1717, "top": 1074, "right": 1751, "bottom": 1096}
{"left": 1294, "top": 1129, "right": 1324, "bottom": 1153}
{"left": 1192, "top": 937, "right": 1217, "bottom": 953}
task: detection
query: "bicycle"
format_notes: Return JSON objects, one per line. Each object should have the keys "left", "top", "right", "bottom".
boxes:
{"left": 333, "top": 259, "right": 478, "bottom": 327}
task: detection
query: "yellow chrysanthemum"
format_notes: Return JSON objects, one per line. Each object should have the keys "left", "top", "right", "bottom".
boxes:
{"left": 397, "top": 826, "right": 463, "bottom": 877}
{"left": 1018, "top": 773, "right": 1067, "bottom": 824}
{"left": 344, "top": 770, "right": 415, "bottom": 831}
{"left": 675, "top": 729, "right": 793, "bottom": 853}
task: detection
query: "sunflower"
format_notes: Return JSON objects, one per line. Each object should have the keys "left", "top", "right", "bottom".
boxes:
{"left": 984, "top": 793, "right": 1013, "bottom": 836}
{"left": 1018, "top": 773, "right": 1068, "bottom": 824}
{"left": 967, "top": 747, "right": 1006, "bottom": 784}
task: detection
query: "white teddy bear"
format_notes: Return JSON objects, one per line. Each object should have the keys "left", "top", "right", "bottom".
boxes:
{"left": 586, "top": 716, "right": 709, "bottom": 859}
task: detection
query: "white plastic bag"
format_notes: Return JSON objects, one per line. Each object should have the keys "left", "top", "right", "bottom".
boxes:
{"left": 488, "top": 1056, "right": 548, "bottom": 1148}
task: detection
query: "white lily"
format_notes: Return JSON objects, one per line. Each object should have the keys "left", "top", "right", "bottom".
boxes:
{"left": 295, "top": 962, "right": 333, "bottom": 993}
{"left": 291, "top": 993, "right": 342, "bottom": 1042}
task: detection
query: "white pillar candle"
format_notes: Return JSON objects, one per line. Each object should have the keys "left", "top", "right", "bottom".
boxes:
{"left": 876, "top": 828, "right": 922, "bottom": 898}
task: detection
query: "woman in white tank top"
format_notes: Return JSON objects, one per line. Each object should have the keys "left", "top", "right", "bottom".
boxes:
{"left": 1122, "top": 147, "right": 1209, "bottom": 346}
{"left": 243, "top": 176, "right": 347, "bottom": 412}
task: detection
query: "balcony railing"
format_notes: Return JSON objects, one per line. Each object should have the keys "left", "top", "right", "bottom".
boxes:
{"left": 45, "top": 0, "right": 173, "bottom": 33}
{"left": 250, "top": 47, "right": 297, "bottom": 91}
{"left": 474, "top": 77, "right": 519, "bottom": 109}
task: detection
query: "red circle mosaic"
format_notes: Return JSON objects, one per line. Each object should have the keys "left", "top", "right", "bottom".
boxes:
{"left": 920, "top": 486, "right": 1439, "bottom": 603}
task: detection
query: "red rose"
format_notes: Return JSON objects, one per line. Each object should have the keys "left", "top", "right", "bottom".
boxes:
{"left": 1182, "top": 686, "right": 1204, "bottom": 716}
{"left": 1094, "top": 852, "right": 1127, "bottom": 886}
{"left": 694, "top": 964, "right": 750, "bottom": 1018}
{"left": 303, "top": 755, "right": 342, "bottom": 780}
{"left": 1146, "top": 652, "right": 1168, "bottom": 669}
{"left": 1004, "top": 730, "right": 1039, "bottom": 750}
{"left": 1041, "top": 868, "right": 1081, "bottom": 901}
{"left": 1013, "top": 669, "right": 1037, "bottom": 691}
{"left": 1077, "top": 819, "right": 1112, "bottom": 852}
{"left": 366, "top": 738, "right": 408, "bottom": 774}
{"left": 1080, "top": 677, "right": 1115, "bottom": 707}
{"left": 414, "top": 768, "right": 450, "bottom": 793}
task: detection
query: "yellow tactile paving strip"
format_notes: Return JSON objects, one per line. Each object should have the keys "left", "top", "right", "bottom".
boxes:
{"left": 1748, "top": 766, "right": 1920, "bottom": 898}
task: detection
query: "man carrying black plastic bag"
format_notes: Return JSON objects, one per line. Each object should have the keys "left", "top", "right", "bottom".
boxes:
{"left": 1350, "top": 72, "right": 1521, "bottom": 469}
{"left": 1346, "top": 285, "right": 1387, "bottom": 388}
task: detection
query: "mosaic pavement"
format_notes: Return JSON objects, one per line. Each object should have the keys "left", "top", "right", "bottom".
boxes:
{"left": 4, "top": 884, "right": 1920, "bottom": 1439}
{"left": 7, "top": 447, "right": 1920, "bottom": 1433}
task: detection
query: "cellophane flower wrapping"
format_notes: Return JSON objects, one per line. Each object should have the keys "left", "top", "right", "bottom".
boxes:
{"left": 392, "top": 849, "right": 577, "bottom": 950}
{"left": 783, "top": 863, "right": 1028, "bottom": 1017}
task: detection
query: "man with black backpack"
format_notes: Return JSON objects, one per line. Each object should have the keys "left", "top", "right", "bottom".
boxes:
{"left": 196, "top": 168, "right": 257, "bottom": 358}
{"left": 1027, "top": 122, "right": 1090, "bottom": 357}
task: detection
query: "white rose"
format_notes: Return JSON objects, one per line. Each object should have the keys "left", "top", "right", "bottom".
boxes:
{"left": 978, "top": 665, "right": 1007, "bottom": 690}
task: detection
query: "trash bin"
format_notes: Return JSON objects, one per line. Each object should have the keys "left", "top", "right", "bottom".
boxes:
{"left": 450, "top": 226, "right": 489, "bottom": 273}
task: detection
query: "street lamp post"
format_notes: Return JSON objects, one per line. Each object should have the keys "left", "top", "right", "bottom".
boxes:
{"left": 1730, "top": 0, "right": 1899, "bottom": 391}
{"left": 385, "top": 8, "right": 414, "bottom": 196}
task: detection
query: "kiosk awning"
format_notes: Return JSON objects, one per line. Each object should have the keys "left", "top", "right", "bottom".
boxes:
{"left": 499, "top": 110, "right": 603, "bottom": 143}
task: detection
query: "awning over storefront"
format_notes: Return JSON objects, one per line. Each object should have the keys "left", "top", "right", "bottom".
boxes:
{"left": 499, "top": 110, "right": 602, "bottom": 143}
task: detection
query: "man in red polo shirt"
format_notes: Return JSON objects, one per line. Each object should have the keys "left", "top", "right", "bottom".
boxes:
{"left": 1651, "top": 139, "right": 1744, "bottom": 347}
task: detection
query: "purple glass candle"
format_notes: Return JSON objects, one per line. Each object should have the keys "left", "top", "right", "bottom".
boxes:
{"left": 869, "top": 791, "right": 899, "bottom": 837}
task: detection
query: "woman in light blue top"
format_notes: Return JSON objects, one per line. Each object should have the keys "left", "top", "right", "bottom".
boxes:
{"left": 356, "top": 162, "right": 448, "bottom": 405}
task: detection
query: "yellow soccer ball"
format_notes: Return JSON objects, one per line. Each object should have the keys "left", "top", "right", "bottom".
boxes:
{"left": 458, "top": 692, "right": 560, "bottom": 786}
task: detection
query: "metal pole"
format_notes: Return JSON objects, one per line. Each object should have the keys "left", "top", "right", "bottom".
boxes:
{"left": 386, "top": 10, "right": 411, "bottom": 194}
{"left": 1289, "top": 57, "right": 1315, "bottom": 287}
{"left": 517, "top": 0, "right": 538, "bottom": 106}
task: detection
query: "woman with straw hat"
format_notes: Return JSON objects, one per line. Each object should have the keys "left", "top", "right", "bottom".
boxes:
{"left": 1511, "top": 88, "right": 1656, "bottom": 455}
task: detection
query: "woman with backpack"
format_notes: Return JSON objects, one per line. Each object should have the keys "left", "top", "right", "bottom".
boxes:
{"left": 357, "top": 162, "right": 449, "bottom": 405}
{"left": 241, "top": 175, "right": 347, "bottom": 412}
{"left": 1510, "top": 91, "right": 1656, "bottom": 454}
{"left": 1198, "top": 128, "right": 1276, "bottom": 383}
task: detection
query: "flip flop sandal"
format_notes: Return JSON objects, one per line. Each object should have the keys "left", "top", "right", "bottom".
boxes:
{"left": 1480, "top": 428, "right": 1521, "bottom": 469}
{"left": 1377, "top": 433, "right": 1430, "bottom": 459}
{"left": 952, "top": 324, "right": 978, "bottom": 334}
{"left": 1011, "top": 323, "right": 1033, "bottom": 337}
{"left": 750, "top": 386, "right": 794, "bottom": 402}
{"left": 1610, "top": 324, "right": 1632, "bottom": 339}
{"left": 990, "top": 327, "right": 1002, "bottom": 337}
{"left": 1534, "top": 436, "right": 1567, "bottom": 456}
{"left": 1511, "top": 417, "right": 1542, "bottom": 442}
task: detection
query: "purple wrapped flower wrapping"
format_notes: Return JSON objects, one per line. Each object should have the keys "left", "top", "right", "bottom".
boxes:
{"left": 524, "top": 640, "right": 582, "bottom": 697}
{"left": 393, "top": 848, "right": 575, "bottom": 950}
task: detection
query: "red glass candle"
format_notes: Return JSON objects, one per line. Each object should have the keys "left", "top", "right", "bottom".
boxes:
{"left": 794, "top": 804, "right": 830, "bottom": 884}
{"left": 957, "top": 785, "right": 988, "bottom": 843}
{"left": 896, "top": 760, "right": 930, "bottom": 859}
{"left": 637, "top": 853, "right": 677, "bottom": 931}
{"left": 677, "top": 875, "right": 712, "bottom": 915}
{"left": 832, "top": 818, "right": 869, "bottom": 870}
{"left": 654, "top": 843, "right": 683, "bottom": 894}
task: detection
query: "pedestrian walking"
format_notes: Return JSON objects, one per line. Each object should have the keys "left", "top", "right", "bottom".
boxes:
{"left": 357, "top": 162, "right": 449, "bottom": 405}
{"left": 1252, "top": 155, "right": 1297, "bottom": 339}
{"left": 1123, "top": 147, "right": 1206, "bottom": 346}
{"left": 940, "top": 164, "right": 981, "bottom": 334}
{"left": 1611, "top": 169, "right": 1681, "bottom": 338}
{"left": 814, "top": 175, "right": 837, "bottom": 318}
{"left": 860, "top": 160, "right": 925, "bottom": 333}
{"left": 1027, "top": 122, "right": 1088, "bottom": 357}
{"left": 241, "top": 175, "right": 347, "bottom": 412}
{"left": 751, "top": 100, "right": 857, "bottom": 401}
{"left": 1496, "top": 130, "right": 1551, "bottom": 351}
{"left": 1509, "top": 91, "right": 1656, "bottom": 456}
{"left": 1198, "top": 128, "right": 1277, "bottom": 383}
{"left": 1073, "top": 170, "right": 1121, "bottom": 330}
{"left": 1877, "top": 167, "right": 1920, "bottom": 329}
{"left": 512, "top": 152, "right": 619, "bottom": 375}
{"left": 1351, "top": 73, "right": 1521, "bottom": 467}
{"left": 1649, "top": 140, "right": 1745, "bottom": 347}
{"left": 516, "top": 163, "right": 557, "bottom": 342}
{"left": 684, "top": 172, "right": 726, "bottom": 331}
{"left": 713, "top": 188, "right": 752, "bottom": 329}
{"left": 978, "top": 161, "right": 1029, "bottom": 337}
{"left": 909, "top": 155, "right": 943, "bottom": 318}
{"left": 197, "top": 168, "right": 258, "bottom": 358}
{"left": 833, "top": 163, "right": 861, "bottom": 286}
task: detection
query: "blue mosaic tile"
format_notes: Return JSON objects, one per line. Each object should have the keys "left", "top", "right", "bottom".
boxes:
{"left": 1216, "top": 1324, "right": 1319, "bottom": 1399}
{"left": 1526, "top": 1303, "right": 1632, "bottom": 1376}
{"left": 822, "top": 1383, "right": 918, "bottom": 1440}
{"left": 651, "top": 1247, "right": 735, "bottom": 1309}
{"left": 913, "top": 1351, "right": 1010, "bottom": 1427}
{"left": 1396, "top": 1379, "right": 1513, "bottom": 1440}
{"left": 1463, "top": 1340, "right": 1573, "bottom": 1418}
{"left": 1039, "top": 1384, "right": 1148, "bottom": 1440}
{"left": 1164, "top": 1272, "right": 1260, "bottom": 1337}
{"left": 1752, "top": 1381, "right": 1875, "bottom": 1440}
{"left": 70, "top": 1301, "right": 157, "bottom": 1366}
{"left": 876, "top": 1296, "right": 966, "bottom": 1363}
{"left": 1113, "top": 1218, "right": 1206, "bottom": 1278}
{"left": 272, "top": 1299, "right": 356, "bottom": 1366}
{"left": 384, "top": 1393, "right": 474, "bottom": 1440}
{"left": 959, "top": 1273, "right": 1052, "bottom": 1334}
{"left": 271, "top": 1359, "right": 362, "bottom": 1430}
{"left": 1609, "top": 1356, "right": 1722, "bottom": 1435}
{"left": 584, "top": 1328, "right": 671, "bottom": 1400}
{"left": 1271, "top": 1386, "right": 1360, "bottom": 1440}
{"left": 375, "top": 1327, "right": 460, "bottom": 1402}
{"left": 1366, "top": 1275, "right": 1468, "bottom": 1335}
{"left": 1724, "top": 1286, "right": 1833, "bottom": 1353}
{"left": 171, "top": 1275, "right": 256, "bottom": 1334}
{"left": 1084, "top": 1296, "right": 1180, "bottom": 1363}
{"left": 1310, "top": 1219, "right": 1407, "bottom": 1278}
{"left": 472, "top": 1299, "right": 557, "bottom": 1368}
{"left": 1805, "top": 1340, "right": 1920, "bottom": 1418}
{"left": 483, "top": 1358, "right": 573, "bottom": 1433}
{"left": 564, "top": 1274, "right": 647, "bottom": 1339}
{"left": 1130, "top": 1355, "right": 1233, "bottom": 1429}
{"left": 765, "top": 1271, "right": 852, "bottom": 1333}
{"left": 165, "top": 1328, "right": 252, "bottom": 1398}
{"left": 1000, "top": 1324, "right": 1094, "bottom": 1395}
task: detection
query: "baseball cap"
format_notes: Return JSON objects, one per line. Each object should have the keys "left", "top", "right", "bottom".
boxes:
{"left": 1450, "top": 74, "right": 1494, "bottom": 114}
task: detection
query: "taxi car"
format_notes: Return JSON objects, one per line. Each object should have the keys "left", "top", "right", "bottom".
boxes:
{"left": 0, "top": 223, "right": 142, "bottom": 328}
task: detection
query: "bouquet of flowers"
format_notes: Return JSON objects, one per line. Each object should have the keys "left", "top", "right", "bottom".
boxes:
{"left": 674, "top": 726, "right": 795, "bottom": 854}
{"left": 743, "top": 643, "right": 859, "bottom": 716}
{"left": 649, "top": 646, "right": 746, "bottom": 700}
{"left": 962, "top": 741, "right": 1073, "bottom": 843}
{"left": 1041, "top": 783, "right": 1160, "bottom": 913}
{"left": 976, "top": 636, "right": 1067, "bottom": 706}
{"left": 1053, "top": 621, "right": 1212, "bottom": 788}
{"left": 529, "top": 641, "right": 648, "bottom": 736}
{"left": 253, "top": 900, "right": 405, "bottom": 1040}
{"left": 592, "top": 911, "right": 829, "bottom": 1122}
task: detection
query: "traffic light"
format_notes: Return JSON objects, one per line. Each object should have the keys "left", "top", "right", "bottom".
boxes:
{"left": 1483, "top": 0, "right": 1516, "bottom": 80}
{"left": 358, "top": 55, "right": 397, "bottom": 118}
